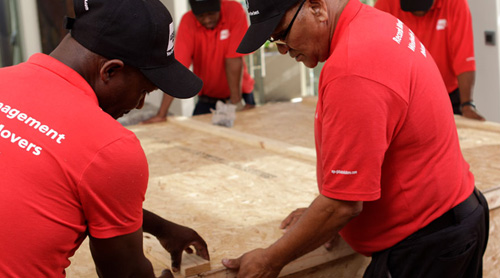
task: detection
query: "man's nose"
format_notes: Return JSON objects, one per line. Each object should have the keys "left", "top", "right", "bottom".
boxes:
{"left": 277, "top": 43, "right": 290, "bottom": 55}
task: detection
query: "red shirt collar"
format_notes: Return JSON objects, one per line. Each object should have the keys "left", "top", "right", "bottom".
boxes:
{"left": 330, "top": 0, "right": 363, "bottom": 56}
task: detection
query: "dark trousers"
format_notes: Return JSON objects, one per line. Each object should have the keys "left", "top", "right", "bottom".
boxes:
{"left": 193, "top": 92, "right": 256, "bottom": 116}
{"left": 364, "top": 189, "right": 489, "bottom": 278}
{"left": 449, "top": 88, "right": 462, "bottom": 115}
{"left": 193, "top": 95, "right": 228, "bottom": 115}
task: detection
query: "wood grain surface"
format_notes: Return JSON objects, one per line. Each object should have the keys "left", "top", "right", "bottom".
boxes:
{"left": 66, "top": 98, "right": 499, "bottom": 277}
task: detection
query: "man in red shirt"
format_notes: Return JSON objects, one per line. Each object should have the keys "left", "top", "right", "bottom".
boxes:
{"left": 221, "top": 0, "right": 489, "bottom": 277}
{"left": 375, "top": 0, "right": 485, "bottom": 121}
{"left": 0, "top": 0, "right": 208, "bottom": 277}
{"left": 143, "top": 0, "right": 255, "bottom": 123}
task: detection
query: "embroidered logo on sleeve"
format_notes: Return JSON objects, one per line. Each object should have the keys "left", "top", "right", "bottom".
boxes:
{"left": 436, "top": 19, "right": 447, "bottom": 31}
{"left": 220, "top": 29, "right": 230, "bottom": 40}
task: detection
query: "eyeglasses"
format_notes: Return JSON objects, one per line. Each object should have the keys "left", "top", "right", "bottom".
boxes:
{"left": 268, "top": 0, "right": 306, "bottom": 44}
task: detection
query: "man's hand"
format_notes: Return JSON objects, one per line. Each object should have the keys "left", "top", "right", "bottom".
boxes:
{"left": 156, "top": 222, "right": 210, "bottom": 272}
{"left": 280, "top": 208, "right": 307, "bottom": 232}
{"left": 222, "top": 248, "right": 283, "bottom": 278}
{"left": 461, "top": 105, "right": 486, "bottom": 121}
{"left": 158, "top": 269, "right": 174, "bottom": 278}
{"left": 143, "top": 210, "right": 210, "bottom": 273}
{"left": 141, "top": 115, "right": 167, "bottom": 124}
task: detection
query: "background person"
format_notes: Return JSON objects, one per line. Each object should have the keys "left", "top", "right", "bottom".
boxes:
{"left": 0, "top": 0, "right": 209, "bottom": 277}
{"left": 143, "top": 0, "right": 255, "bottom": 124}
{"left": 221, "top": 0, "right": 489, "bottom": 277}
{"left": 375, "top": 0, "right": 485, "bottom": 121}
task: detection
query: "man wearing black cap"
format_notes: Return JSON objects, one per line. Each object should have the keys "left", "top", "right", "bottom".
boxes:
{"left": 375, "top": 0, "right": 485, "bottom": 121}
{"left": 142, "top": 0, "right": 255, "bottom": 124}
{"left": 0, "top": 0, "right": 209, "bottom": 277}
{"left": 221, "top": 0, "right": 489, "bottom": 277}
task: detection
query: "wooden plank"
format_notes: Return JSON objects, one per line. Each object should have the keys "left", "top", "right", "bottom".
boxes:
{"left": 169, "top": 116, "right": 316, "bottom": 162}
{"left": 181, "top": 253, "right": 211, "bottom": 277}
{"left": 455, "top": 115, "right": 500, "bottom": 133}
{"left": 143, "top": 234, "right": 211, "bottom": 277}
{"left": 190, "top": 239, "right": 357, "bottom": 278}
{"left": 484, "top": 186, "right": 500, "bottom": 211}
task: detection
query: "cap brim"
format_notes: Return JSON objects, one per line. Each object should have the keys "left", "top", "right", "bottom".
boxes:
{"left": 140, "top": 60, "right": 202, "bottom": 99}
{"left": 400, "top": 0, "right": 433, "bottom": 11}
{"left": 237, "top": 14, "right": 283, "bottom": 54}
{"left": 191, "top": 2, "right": 221, "bottom": 15}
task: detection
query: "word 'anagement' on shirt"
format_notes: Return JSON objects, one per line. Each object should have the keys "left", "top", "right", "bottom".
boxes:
{"left": 0, "top": 102, "right": 66, "bottom": 144}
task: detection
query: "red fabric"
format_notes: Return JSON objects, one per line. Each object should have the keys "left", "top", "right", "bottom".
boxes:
{"left": 0, "top": 54, "right": 147, "bottom": 277}
{"left": 375, "top": 0, "right": 476, "bottom": 93}
{"left": 315, "top": 0, "right": 474, "bottom": 255}
{"left": 175, "top": 0, "right": 255, "bottom": 98}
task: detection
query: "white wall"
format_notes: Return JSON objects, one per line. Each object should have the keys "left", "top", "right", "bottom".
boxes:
{"left": 469, "top": 0, "right": 500, "bottom": 123}
{"left": 17, "top": 0, "right": 42, "bottom": 60}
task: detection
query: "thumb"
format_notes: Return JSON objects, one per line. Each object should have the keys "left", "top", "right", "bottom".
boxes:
{"left": 170, "top": 251, "right": 182, "bottom": 273}
{"left": 222, "top": 258, "right": 240, "bottom": 269}
{"left": 158, "top": 269, "right": 174, "bottom": 278}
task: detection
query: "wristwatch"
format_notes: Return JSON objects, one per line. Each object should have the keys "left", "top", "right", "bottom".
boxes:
{"left": 460, "top": 101, "right": 476, "bottom": 110}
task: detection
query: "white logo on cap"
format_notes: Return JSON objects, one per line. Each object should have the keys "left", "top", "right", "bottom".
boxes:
{"left": 167, "top": 22, "right": 175, "bottom": 56}
{"left": 246, "top": 0, "right": 260, "bottom": 16}
{"left": 84, "top": 0, "right": 89, "bottom": 11}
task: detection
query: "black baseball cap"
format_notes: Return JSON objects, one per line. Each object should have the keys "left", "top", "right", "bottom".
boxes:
{"left": 189, "top": 0, "right": 221, "bottom": 15}
{"left": 400, "top": 0, "right": 434, "bottom": 12}
{"left": 67, "top": 0, "right": 202, "bottom": 99}
{"left": 237, "top": 0, "right": 301, "bottom": 54}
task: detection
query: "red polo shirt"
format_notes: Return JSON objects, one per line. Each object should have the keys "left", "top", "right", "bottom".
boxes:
{"left": 0, "top": 54, "right": 147, "bottom": 277}
{"left": 175, "top": 0, "right": 254, "bottom": 98}
{"left": 316, "top": 0, "right": 474, "bottom": 255}
{"left": 375, "top": 0, "right": 476, "bottom": 93}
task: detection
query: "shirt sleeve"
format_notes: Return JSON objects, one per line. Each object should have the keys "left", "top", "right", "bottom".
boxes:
{"left": 225, "top": 2, "right": 249, "bottom": 58}
{"left": 319, "top": 75, "right": 406, "bottom": 201}
{"left": 175, "top": 13, "right": 195, "bottom": 68}
{"left": 448, "top": 0, "right": 476, "bottom": 76}
{"left": 77, "top": 134, "right": 148, "bottom": 239}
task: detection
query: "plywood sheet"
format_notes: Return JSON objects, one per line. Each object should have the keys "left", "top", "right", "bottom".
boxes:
{"left": 66, "top": 122, "right": 321, "bottom": 277}
{"left": 190, "top": 99, "right": 317, "bottom": 149}
{"left": 65, "top": 99, "right": 500, "bottom": 277}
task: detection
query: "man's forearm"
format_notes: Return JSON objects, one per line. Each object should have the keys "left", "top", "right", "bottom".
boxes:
{"left": 143, "top": 209, "right": 171, "bottom": 237}
{"left": 265, "top": 195, "right": 362, "bottom": 268}
{"left": 457, "top": 71, "right": 475, "bottom": 103}
{"left": 225, "top": 57, "right": 244, "bottom": 104}
{"left": 155, "top": 94, "right": 175, "bottom": 118}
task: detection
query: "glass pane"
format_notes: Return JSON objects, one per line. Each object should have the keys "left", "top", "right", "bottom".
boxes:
{"left": 0, "top": 0, "right": 22, "bottom": 67}
{"left": 36, "top": 0, "right": 73, "bottom": 54}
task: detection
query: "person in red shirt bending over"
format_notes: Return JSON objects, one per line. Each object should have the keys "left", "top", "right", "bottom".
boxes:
{"left": 0, "top": 0, "right": 209, "bottom": 277}
{"left": 375, "top": 0, "right": 485, "bottom": 121}
{"left": 219, "top": 0, "right": 489, "bottom": 277}
{"left": 143, "top": 0, "right": 255, "bottom": 123}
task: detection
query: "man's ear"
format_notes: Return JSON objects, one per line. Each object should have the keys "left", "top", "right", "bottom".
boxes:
{"left": 308, "top": 0, "right": 329, "bottom": 22}
{"left": 99, "top": 59, "right": 125, "bottom": 82}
